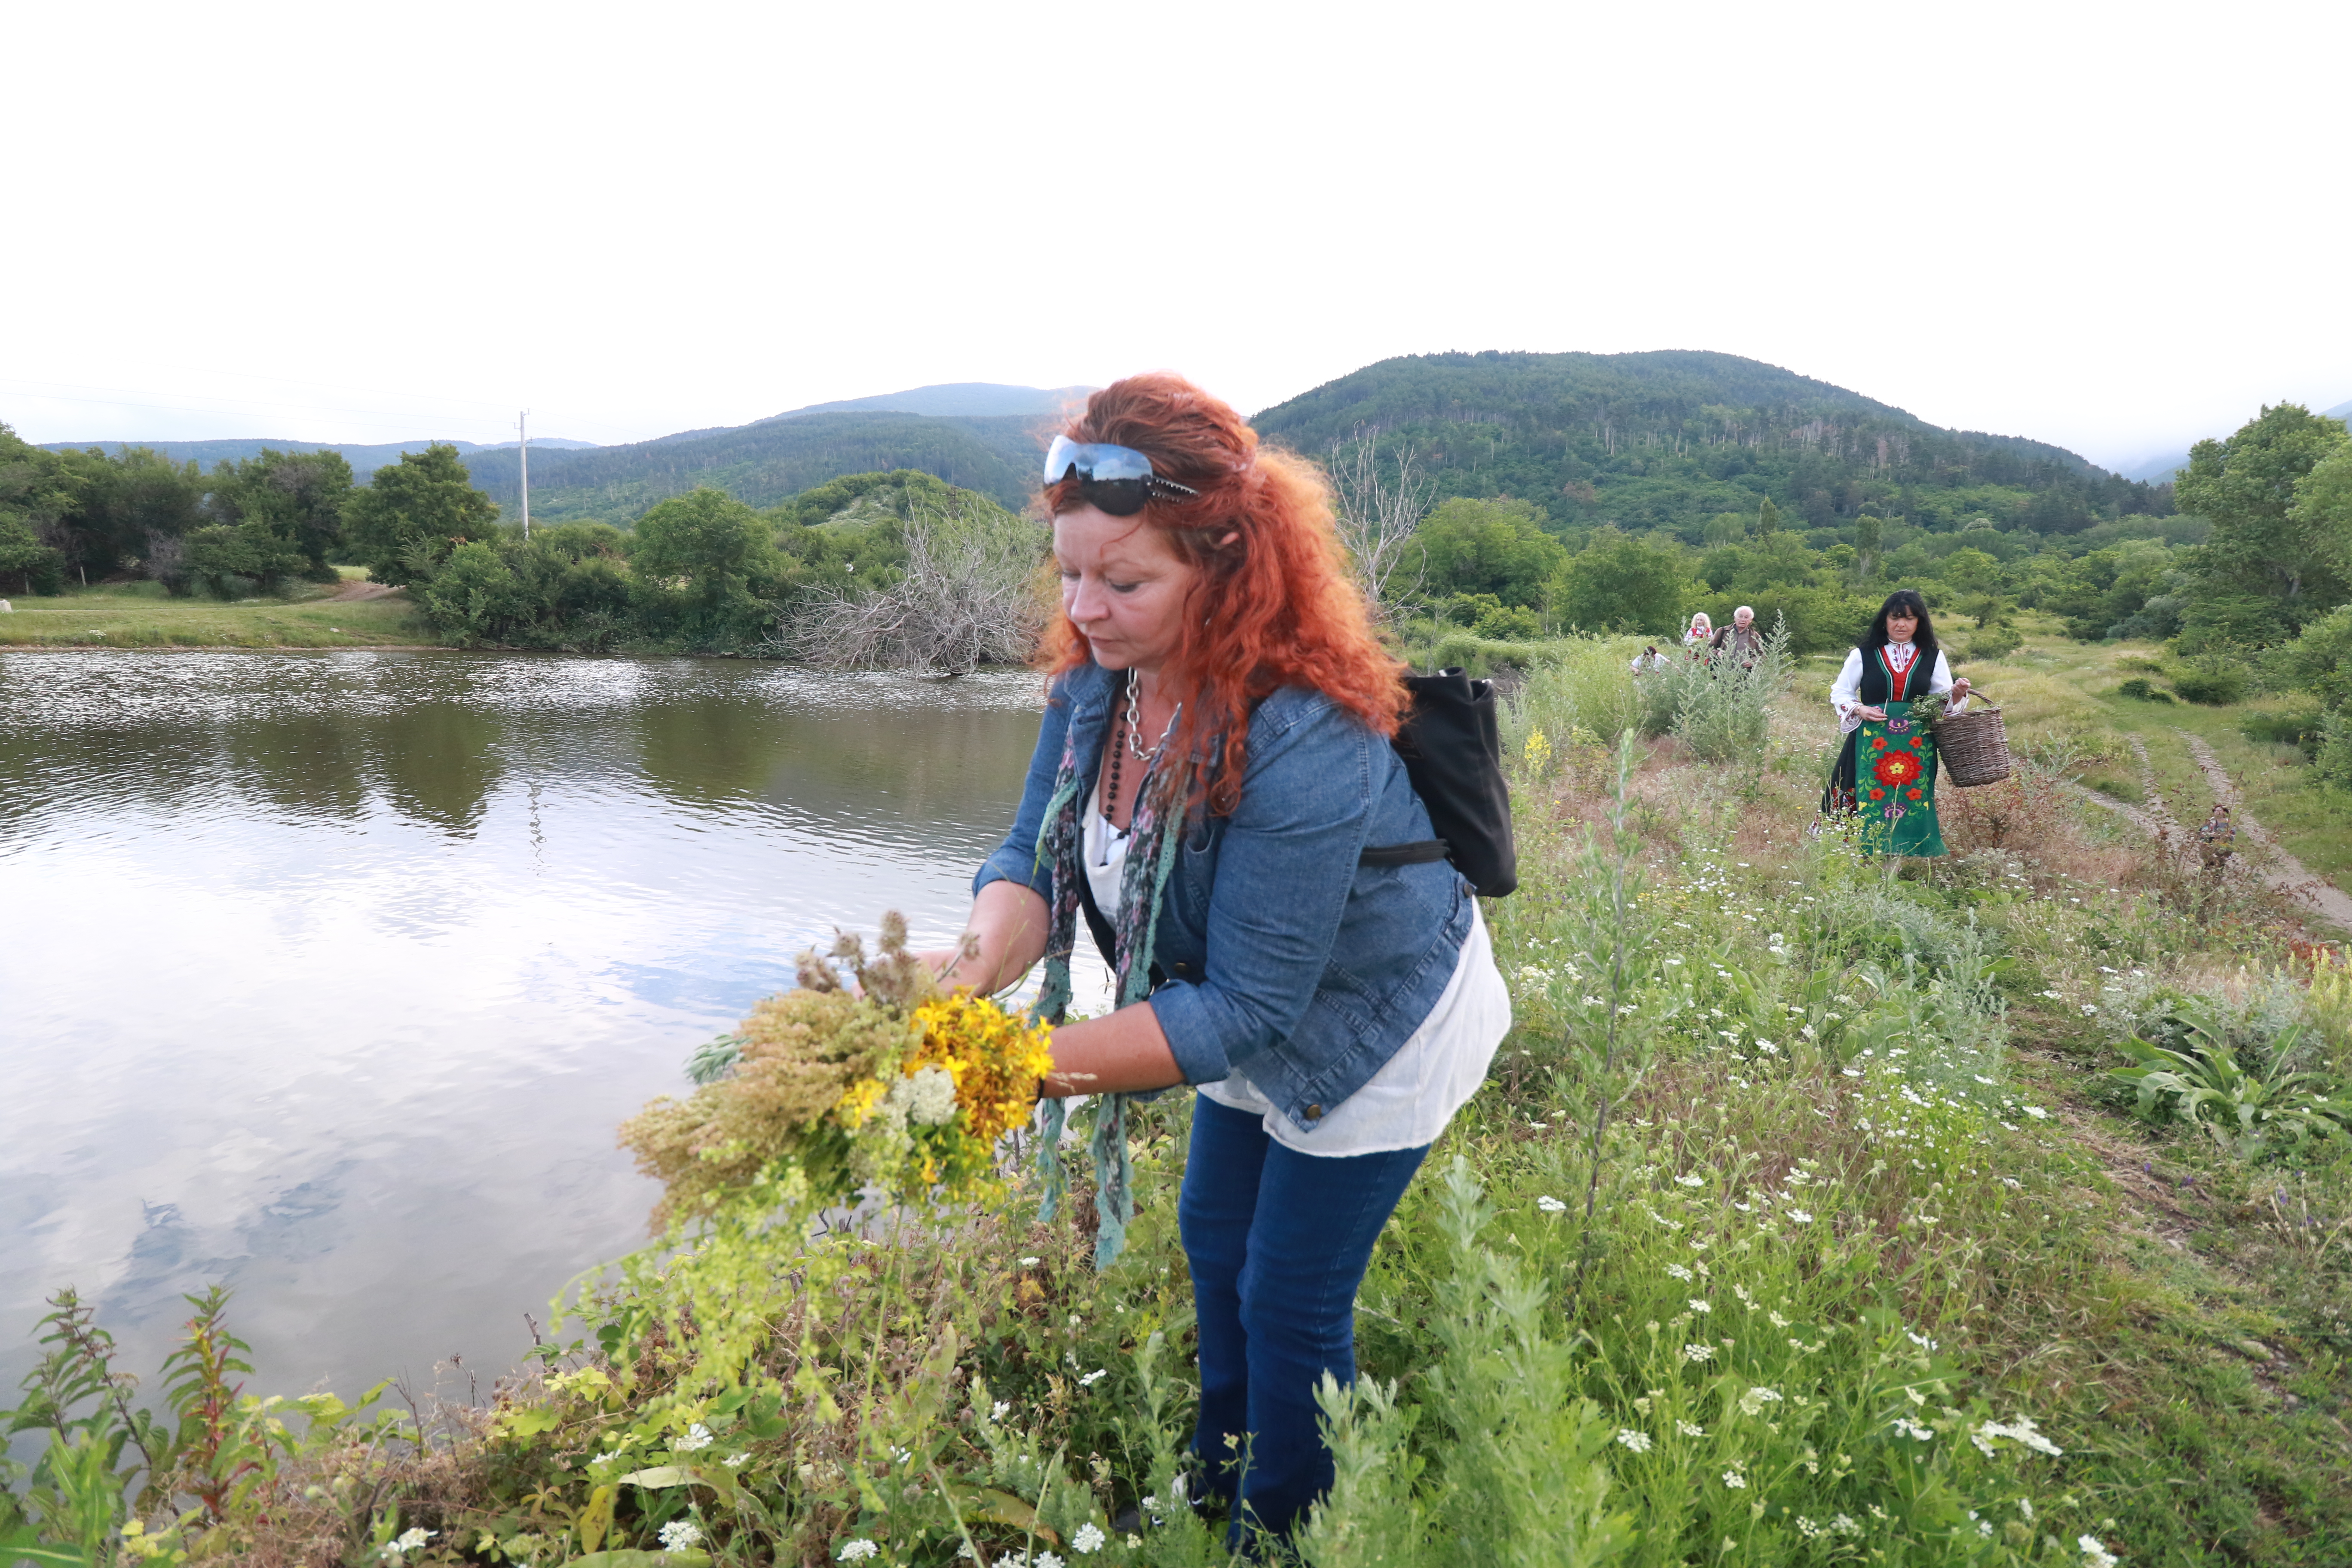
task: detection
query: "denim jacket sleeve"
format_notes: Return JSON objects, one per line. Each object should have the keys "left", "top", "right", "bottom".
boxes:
{"left": 972, "top": 676, "right": 1076, "bottom": 900}
{"left": 1147, "top": 693, "right": 1381, "bottom": 1086}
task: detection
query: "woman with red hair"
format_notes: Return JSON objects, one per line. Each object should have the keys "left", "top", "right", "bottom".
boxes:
{"left": 939, "top": 374, "right": 1511, "bottom": 1543}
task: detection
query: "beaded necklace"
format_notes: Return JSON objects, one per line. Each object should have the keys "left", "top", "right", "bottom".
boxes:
{"left": 1102, "top": 667, "right": 1177, "bottom": 823}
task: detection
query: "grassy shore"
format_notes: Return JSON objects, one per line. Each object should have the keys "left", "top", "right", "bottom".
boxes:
{"left": 9, "top": 636, "right": 2349, "bottom": 1568}
{"left": 0, "top": 578, "right": 426, "bottom": 648}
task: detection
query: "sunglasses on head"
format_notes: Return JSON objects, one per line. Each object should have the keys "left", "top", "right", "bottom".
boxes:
{"left": 1042, "top": 435, "right": 1200, "bottom": 517}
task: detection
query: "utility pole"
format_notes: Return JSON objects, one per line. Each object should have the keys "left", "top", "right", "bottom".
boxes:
{"left": 518, "top": 409, "right": 531, "bottom": 539}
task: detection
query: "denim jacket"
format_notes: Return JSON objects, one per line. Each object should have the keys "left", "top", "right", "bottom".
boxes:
{"left": 974, "top": 661, "right": 1473, "bottom": 1137}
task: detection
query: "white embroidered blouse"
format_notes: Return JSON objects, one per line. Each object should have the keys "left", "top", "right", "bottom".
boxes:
{"left": 1829, "top": 643, "right": 1964, "bottom": 735}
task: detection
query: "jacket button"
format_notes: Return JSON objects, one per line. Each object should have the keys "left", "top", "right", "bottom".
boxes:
{"left": 1174, "top": 961, "right": 1189, "bottom": 973}
{"left": 1305, "top": 1104, "right": 1323, "bottom": 1120}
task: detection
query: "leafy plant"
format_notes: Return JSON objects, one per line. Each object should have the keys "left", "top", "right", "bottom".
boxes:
{"left": 2171, "top": 655, "right": 2250, "bottom": 706}
{"left": 2107, "top": 1008, "right": 2349, "bottom": 1157}
{"left": 2115, "top": 677, "right": 2173, "bottom": 703}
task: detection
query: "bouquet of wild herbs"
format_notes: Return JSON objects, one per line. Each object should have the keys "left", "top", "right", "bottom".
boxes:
{"left": 619, "top": 912, "right": 1054, "bottom": 1228}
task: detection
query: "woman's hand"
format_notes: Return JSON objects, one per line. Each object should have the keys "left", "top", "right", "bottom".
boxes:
{"left": 1950, "top": 677, "right": 1972, "bottom": 701}
{"left": 1041, "top": 1002, "right": 1185, "bottom": 1098}
{"left": 1855, "top": 704, "right": 1888, "bottom": 722}
{"left": 927, "top": 880, "right": 1052, "bottom": 996}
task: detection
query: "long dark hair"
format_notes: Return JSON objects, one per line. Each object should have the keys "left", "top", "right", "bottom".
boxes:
{"left": 1860, "top": 588, "right": 1939, "bottom": 663}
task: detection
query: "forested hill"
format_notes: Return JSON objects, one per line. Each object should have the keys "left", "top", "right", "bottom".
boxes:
{"left": 37, "top": 435, "right": 596, "bottom": 482}
{"left": 459, "top": 412, "right": 1043, "bottom": 522}
{"left": 1253, "top": 350, "right": 2171, "bottom": 538}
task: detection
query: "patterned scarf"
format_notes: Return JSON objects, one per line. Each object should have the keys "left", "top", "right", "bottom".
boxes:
{"left": 1029, "top": 688, "right": 1188, "bottom": 1269}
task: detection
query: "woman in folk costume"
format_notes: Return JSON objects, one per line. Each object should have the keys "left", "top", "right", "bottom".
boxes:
{"left": 936, "top": 374, "right": 1510, "bottom": 1545}
{"left": 1683, "top": 610, "right": 1715, "bottom": 656}
{"left": 1823, "top": 589, "right": 1972, "bottom": 855}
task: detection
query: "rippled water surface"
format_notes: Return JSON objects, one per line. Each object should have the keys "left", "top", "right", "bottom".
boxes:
{"left": 0, "top": 650, "right": 1084, "bottom": 1400}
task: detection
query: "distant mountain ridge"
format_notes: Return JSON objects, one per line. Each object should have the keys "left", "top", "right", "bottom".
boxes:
{"left": 2114, "top": 396, "right": 2350, "bottom": 485}
{"left": 33, "top": 363, "right": 2197, "bottom": 534}
{"left": 768, "top": 383, "right": 1093, "bottom": 420}
{"left": 1250, "top": 350, "right": 2164, "bottom": 535}
{"left": 35, "top": 435, "right": 600, "bottom": 481}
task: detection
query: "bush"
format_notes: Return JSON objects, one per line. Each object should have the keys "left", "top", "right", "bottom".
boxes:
{"left": 2241, "top": 706, "right": 2324, "bottom": 756}
{"left": 2318, "top": 714, "right": 2352, "bottom": 794}
{"left": 1666, "top": 615, "right": 1791, "bottom": 763}
{"left": 1502, "top": 636, "right": 1646, "bottom": 752}
{"left": 1965, "top": 625, "right": 2023, "bottom": 660}
{"left": 2173, "top": 655, "right": 2251, "bottom": 706}
{"left": 2116, "top": 677, "right": 2174, "bottom": 703}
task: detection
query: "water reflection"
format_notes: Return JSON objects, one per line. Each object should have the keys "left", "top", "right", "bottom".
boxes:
{"left": 0, "top": 651, "right": 1090, "bottom": 1403}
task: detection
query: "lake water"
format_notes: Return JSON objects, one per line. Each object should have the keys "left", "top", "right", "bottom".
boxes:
{"left": 0, "top": 651, "right": 1100, "bottom": 1406}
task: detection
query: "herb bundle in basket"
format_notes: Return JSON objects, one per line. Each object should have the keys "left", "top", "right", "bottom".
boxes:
{"left": 619, "top": 912, "right": 1055, "bottom": 1229}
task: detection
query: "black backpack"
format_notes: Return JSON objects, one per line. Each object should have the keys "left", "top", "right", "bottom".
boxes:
{"left": 1359, "top": 668, "right": 1518, "bottom": 897}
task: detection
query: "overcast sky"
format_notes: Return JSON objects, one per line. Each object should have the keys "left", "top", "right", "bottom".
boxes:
{"left": 4, "top": 0, "right": 2344, "bottom": 474}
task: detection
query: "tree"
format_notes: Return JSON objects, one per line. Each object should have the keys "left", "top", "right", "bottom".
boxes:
{"left": 1546, "top": 527, "right": 1687, "bottom": 634}
{"left": 1327, "top": 439, "right": 1435, "bottom": 621}
{"left": 341, "top": 444, "right": 502, "bottom": 586}
{"left": 0, "top": 511, "right": 60, "bottom": 594}
{"left": 2175, "top": 404, "right": 2351, "bottom": 637}
{"left": 631, "top": 487, "right": 785, "bottom": 647}
{"left": 207, "top": 448, "right": 354, "bottom": 574}
{"left": 183, "top": 520, "right": 308, "bottom": 597}
{"left": 1413, "top": 498, "right": 1568, "bottom": 608}
{"left": 1852, "top": 514, "right": 1883, "bottom": 581}
{"left": 784, "top": 493, "right": 1046, "bottom": 672}
{"left": 1756, "top": 496, "right": 1782, "bottom": 538}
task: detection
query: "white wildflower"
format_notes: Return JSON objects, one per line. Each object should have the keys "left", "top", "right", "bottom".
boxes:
{"left": 1722, "top": 1470, "right": 1747, "bottom": 1488}
{"left": 1737, "top": 1386, "right": 1783, "bottom": 1416}
{"left": 1768, "top": 1311, "right": 1790, "bottom": 1329}
{"left": 1892, "top": 1416, "right": 1935, "bottom": 1440}
{"left": 1614, "top": 1428, "right": 1653, "bottom": 1452}
{"left": 2023, "top": 1106, "right": 2050, "bottom": 1120}
{"left": 674, "top": 1422, "right": 714, "bottom": 1452}
{"left": 1666, "top": 1263, "right": 1694, "bottom": 1281}
{"left": 660, "top": 1520, "right": 704, "bottom": 1553}
{"left": 1689, "top": 1298, "right": 1712, "bottom": 1314}
{"left": 1676, "top": 1174, "right": 1705, "bottom": 1188}
{"left": 1019, "top": 1256, "right": 1041, "bottom": 1267}
{"left": 1833, "top": 1513, "right": 1863, "bottom": 1534}
{"left": 1037, "top": 1554, "right": 1066, "bottom": 1568}
{"left": 1072, "top": 1522, "right": 1107, "bottom": 1554}
{"left": 838, "top": 1541, "right": 880, "bottom": 1563}
{"left": 2079, "top": 1536, "right": 2119, "bottom": 1568}
{"left": 1536, "top": 1195, "right": 1568, "bottom": 1213}
{"left": 380, "top": 1529, "right": 436, "bottom": 1562}
{"left": 1678, "top": 1420, "right": 1706, "bottom": 1436}
{"left": 1078, "top": 1368, "right": 1108, "bottom": 1387}
{"left": 1682, "top": 1344, "right": 1715, "bottom": 1363}
{"left": 1787, "top": 1209, "right": 1813, "bottom": 1224}
{"left": 723, "top": 1452, "right": 750, "bottom": 1468}
{"left": 991, "top": 1399, "right": 1011, "bottom": 1420}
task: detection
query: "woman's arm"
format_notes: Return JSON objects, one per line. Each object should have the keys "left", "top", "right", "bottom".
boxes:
{"left": 1927, "top": 651, "right": 1973, "bottom": 707}
{"left": 1040, "top": 1002, "right": 1183, "bottom": 1097}
{"left": 931, "top": 878, "right": 1054, "bottom": 995}
{"left": 1831, "top": 649, "right": 1874, "bottom": 725}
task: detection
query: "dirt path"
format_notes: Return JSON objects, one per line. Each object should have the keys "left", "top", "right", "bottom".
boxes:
{"left": 2174, "top": 730, "right": 2352, "bottom": 934}
{"left": 327, "top": 580, "right": 401, "bottom": 601}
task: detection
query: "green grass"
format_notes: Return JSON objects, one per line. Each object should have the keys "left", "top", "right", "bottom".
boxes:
{"left": 7, "top": 650, "right": 2351, "bottom": 1568}
{"left": 0, "top": 579, "right": 428, "bottom": 648}
{"left": 1965, "top": 631, "right": 2352, "bottom": 885}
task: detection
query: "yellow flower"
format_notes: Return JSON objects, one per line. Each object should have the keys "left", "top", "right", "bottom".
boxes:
{"left": 833, "top": 1076, "right": 887, "bottom": 1129}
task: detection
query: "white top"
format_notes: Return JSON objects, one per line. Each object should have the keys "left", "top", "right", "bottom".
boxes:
{"left": 1084, "top": 782, "right": 1512, "bottom": 1157}
{"left": 1830, "top": 643, "right": 1964, "bottom": 735}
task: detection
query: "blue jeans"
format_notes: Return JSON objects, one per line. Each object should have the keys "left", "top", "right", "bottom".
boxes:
{"left": 1177, "top": 1093, "right": 1430, "bottom": 1541}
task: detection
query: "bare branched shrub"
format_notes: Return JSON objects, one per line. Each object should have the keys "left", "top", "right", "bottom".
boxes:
{"left": 1327, "top": 436, "right": 1433, "bottom": 622}
{"left": 782, "top": 496, "right": 1048, "bottom": 674}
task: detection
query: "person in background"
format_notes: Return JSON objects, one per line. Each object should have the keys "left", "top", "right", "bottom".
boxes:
{"left": 936, "top": 373, "right": 1511, "bottom": 1547}
{"left": 1711, "top": 604, "right": 1764, "bottom": 668}
{"left": 1822, "top": 589, "right": 1971, "bottom": 856}
{"left": 1683, "top": 611, "right": 1714, "bottom": 656}
{"left": 2198, "top": 805, "right": 2236, "bottom": 870}
{"left": 1629, "top": 644, "right": 1668, "bottom": 674}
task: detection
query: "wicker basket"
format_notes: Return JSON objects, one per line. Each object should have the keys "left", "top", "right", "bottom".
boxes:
{"left": 1935, "top": 701, "right": 2012, "bottom": 788}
